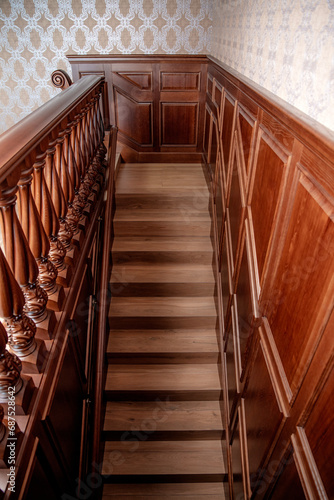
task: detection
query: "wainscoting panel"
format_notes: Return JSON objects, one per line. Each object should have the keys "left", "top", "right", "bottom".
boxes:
{"left": 69, "top": 55, "right": 207, "bottom": 162}
{"left": 205, "top": 56, "right": 334, "bottom": 499}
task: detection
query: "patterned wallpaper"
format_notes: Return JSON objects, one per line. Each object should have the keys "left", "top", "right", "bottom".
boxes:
{"left": 1, "top": 0, "right": 334, "bottom": 134}
{"left": 211, "top": 0, "right": 334, "bottom": 132}
{"left": 0, "top": 0, "right": 212, "bottom": 133}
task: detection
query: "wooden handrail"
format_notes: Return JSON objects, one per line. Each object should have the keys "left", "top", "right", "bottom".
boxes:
{"left": 0, "top": 73, "right": 109, "bottom": 498}
{"left": 0, "top": 75, "right": 102, "bottom": 184}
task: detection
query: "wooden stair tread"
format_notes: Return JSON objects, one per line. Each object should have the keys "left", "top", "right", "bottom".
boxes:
{"left": 103, "top": 401, "right": 223, "bottom": 432}
{"left": 113, "top": 221, "right": 211, "bottom": 237}
{"left": 110, "top": 264, "right": 215, "bottom": 283}
{"left": 114, "top": 210, "right": 211, "bottom": 221}
{"left": 107, "top": 329, "right": 219, "bottom": 354}
{"left": 115, "top": 193, "right": 210, "bottom": 210}
{"left": 112, "top": 237, "right": 213, "bottom": 252}
{"left": 109, "top": 297, "right": 217, "bottom": 317}
{"left": 105, "top": 364, "right": 221, "bottom": 392}
{"left": 102, "top": 440, "right": 225, "bottom": 476}
{"left": 103, "top": 482, "right": 226, "bottom": 496}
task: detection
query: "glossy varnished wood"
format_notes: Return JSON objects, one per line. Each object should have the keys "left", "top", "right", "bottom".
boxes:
{"left": 104, "top": 161, "right": 225, "bottom": 494}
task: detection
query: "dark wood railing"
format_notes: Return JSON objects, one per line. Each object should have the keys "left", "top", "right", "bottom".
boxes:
{"left": 0, "top": 73, "right": 116, "bottom": 499}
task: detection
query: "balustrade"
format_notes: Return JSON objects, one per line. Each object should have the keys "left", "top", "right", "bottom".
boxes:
{"left": 0, "top": 72, "right": 110, "bottom": 497}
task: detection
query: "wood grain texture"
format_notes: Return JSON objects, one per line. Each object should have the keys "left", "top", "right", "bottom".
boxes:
{"left": 102, "top": 440, "right": 225, "bottom": 476}
{"left": 103, "top": 160, "right": 224, "bottom": 493}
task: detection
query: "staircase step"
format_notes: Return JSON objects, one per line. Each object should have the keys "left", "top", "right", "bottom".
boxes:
{"left": 116, "top": 164, "right": 209, "bottom": 193}
{"left": 105, "top": 364, "right": 221, "bottom": 394}
{"left": 115, "top": 192, "right": 210, "bottom": 210}
{"left": 103, "top": 401, "right": 223, "bottom": 436}
{"left": 111, "top": 264, "right": 214, "bottom": 283}
{"left": 102, "top": 440, "right": 225, "bottom": 477}
{"left": 113, "top": 220, "right": 211, "bottom": 237}
{"left": 112, "top": 237, "right": 213, "bottom": 265}
{"left": 109, "top": 282, "right": 216, "bottom": 298}
{"left": 109, "top": 297, "right": 217, "bottom": 318}
{"left": 107, "top": 328, "right": 219, "bottom": 354}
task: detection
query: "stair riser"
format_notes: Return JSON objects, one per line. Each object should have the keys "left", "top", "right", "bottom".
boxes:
{"left": 102, "top": 430, "right": 225, "bottom": 441}
{"left": 105, "top": 390, "right": 223, "bottom": 402}
{"left": 107, "top": 353, "right": 220, "bottom": 364}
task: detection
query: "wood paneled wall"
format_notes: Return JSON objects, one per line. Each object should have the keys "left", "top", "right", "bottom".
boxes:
{"left": 68, "top": 55, "right": 207, "bottom": 163}
{"left": 204, "top": 57, "right": 334, "bottom": 499}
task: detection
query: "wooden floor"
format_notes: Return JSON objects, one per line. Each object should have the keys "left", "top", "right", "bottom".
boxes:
{"left": 102, "top": 163, "right": 226, "bottom": 499}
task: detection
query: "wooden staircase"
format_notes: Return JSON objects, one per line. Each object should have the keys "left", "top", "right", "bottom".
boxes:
{"left": 101, "top": 163, "right": 226, "bottom": 498}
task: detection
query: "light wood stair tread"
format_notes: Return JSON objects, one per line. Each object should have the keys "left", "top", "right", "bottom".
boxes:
{"left": 106, "top": 364, "right": 221, "bottom": 392}
{"left": 110, "top": 264, "right": 215, "bottom": 283}
{"left": 113, "top": 220, "right": 211, "bottom": 237}
{"left": 109, "top": 297, "right": 217, "bottom": 317}
{"left": 107, "top": 329, "right": 219, "bottom": 354}
{"left": 103, "top": 401, "right": 223, "bottom": 432}
{"left": 102, "top": 440, "right": 225, "bottom": 476}
{"left": 112, "top": 236, "right": 213, "bottom": 252}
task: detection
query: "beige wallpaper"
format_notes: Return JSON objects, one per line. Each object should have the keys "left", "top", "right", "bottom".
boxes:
{"left": 1, "top": 0, "right": 334, "bottom": 134}
{"left": 211, "top": 0, "right": 334, "bottom": 132}
{"left": 0, "top": 0, "right": 212, "bottom": 134}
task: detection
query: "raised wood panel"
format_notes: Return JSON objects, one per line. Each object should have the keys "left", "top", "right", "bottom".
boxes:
{"left": 207, "top": 73, "right": 213, "bottom": 98}
{"left": 213, "top": 78, "right": 223, "bottom": 117}
{"left": 114, "top": 89, "right": 153, "bottom": 146}
{"left": 203, "top": 104, "right": 211, "bottom": 160}
{"left": 161, "top": 103, "right": 198, "bottom": 146}
{"left": 235, "top": 231, "right": 259, "bottom": 377}
{"left": 249, "top": 131, "right": 289, "bottom": 281}
{"left": 230, "top": 400, "right": 251, "bottom": 500}
{"left": 221, "top": 91, "right": 236, "bottom": 181}
{"left": 220, "top": 220, "right": 232, "bottom": 325}
{"left": 304, "top": 364, "right": 334, "bottom": 498}
{"left": 266, "top": 172, "right": 334, "bottom": 397}
{"left": 225, "top": 319, "right": 238, "bottom": 420}
{"left": 227, "top": 137, "right": 245, "bottom": 271}
{"left": 215, "top": 156, "right": 225, "bottom": 249}
{"left": 269, "top": 448, "right": 307, "bottom": 500}
{"left": 261, "top": 110, "right": 294, "bottom": 153}
{"left": 160, "top": 72, "right": 200, "bottom": 91}
{"left": 244, "top": 339, "right": 285, "bottom": 489}
{"left": 209, "top": 116, "right": 219, "bottom": 182}
{"left": 237, "top": 105, "right": 257, "bottom": 193}
{"left": 116, "top": 71, "right": 152, "bottom": 90}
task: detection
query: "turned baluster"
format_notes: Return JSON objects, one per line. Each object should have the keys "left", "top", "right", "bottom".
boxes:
{"left": 0, "top": 247, "right": 36, "bottom": 358}
{"left": 76, "top": 112, "right": 92, "bottom": 200}
{"left": 51, "top": 137, "right": 74, "bottom": 248}
{"left": 0, "top": 182, "right": 48, "bottom": 324}
{"left": 57, "top": 128, "right": 81, "bottom": 233}
{"left": 0, "top": 321, "right": 22, "bottom": 402}
{"left": 32, "top": 153, "right": 66, "bottom": 270}
{"left": 17, "top": 162, "right": 58, "bottom": 295}
{"left": 70, "top": 118, "right": 89, "bottom": 210}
